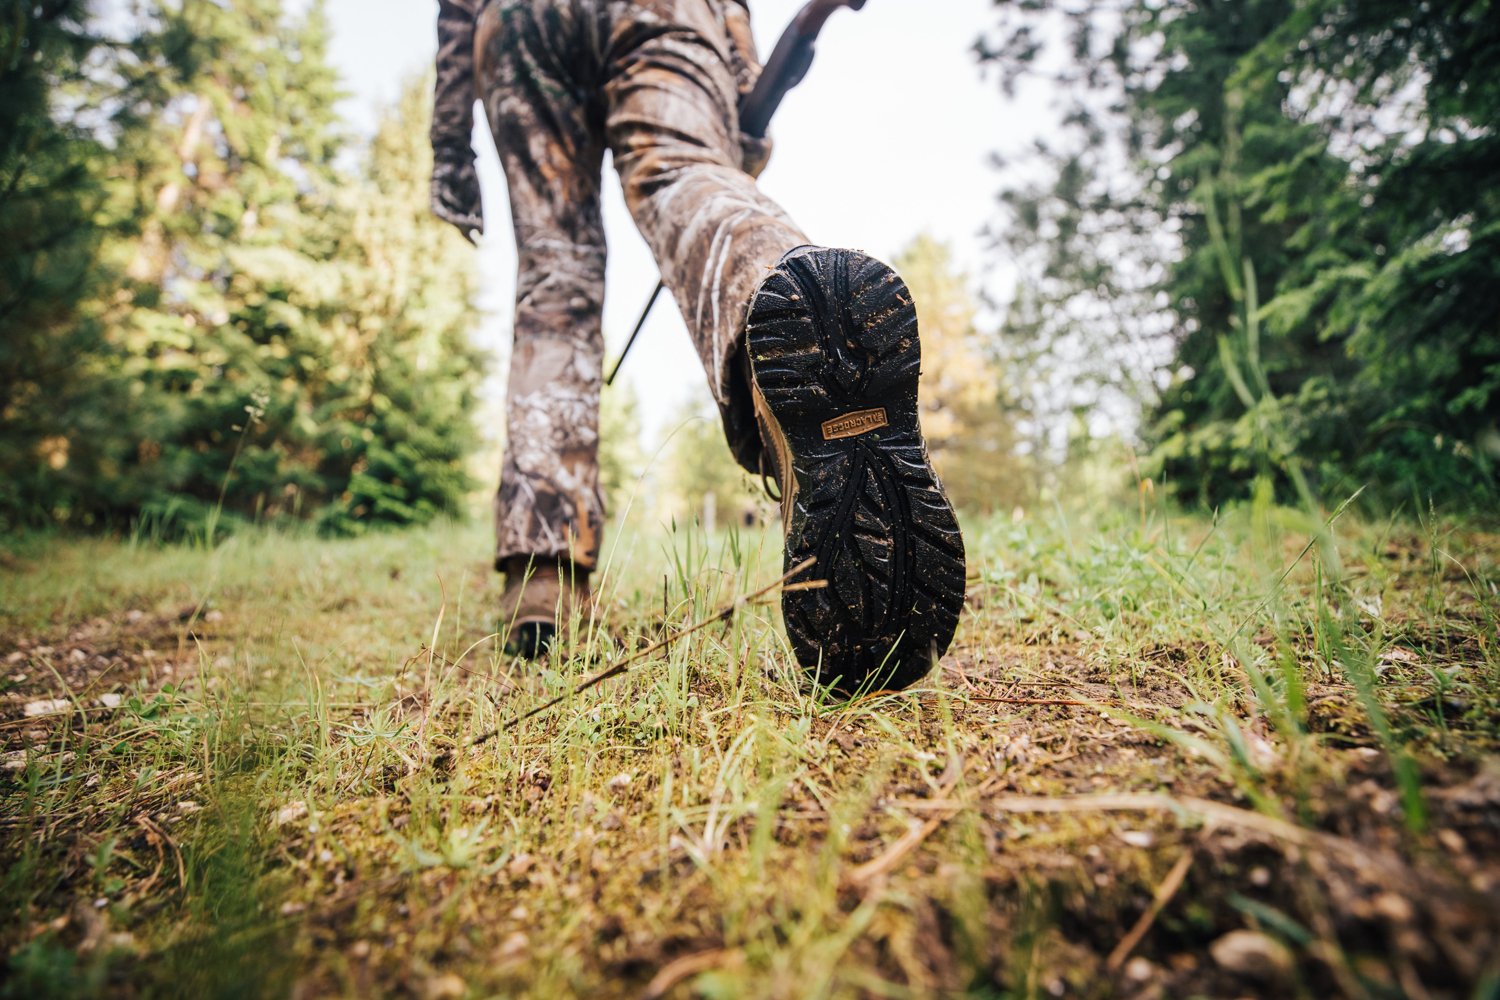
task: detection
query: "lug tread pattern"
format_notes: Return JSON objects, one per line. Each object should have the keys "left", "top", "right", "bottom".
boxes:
{"left": 747, "top": 248, "right": 966, "bottom": 693}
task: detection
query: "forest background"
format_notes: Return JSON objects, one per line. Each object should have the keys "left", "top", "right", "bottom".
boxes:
{"left": 2, "top": 0, "right": 1496, "bottom": 540}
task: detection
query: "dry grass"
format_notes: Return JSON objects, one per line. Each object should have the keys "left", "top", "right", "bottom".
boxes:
{"left": 2, "top": 500, "right": 1498, "bottom": 999}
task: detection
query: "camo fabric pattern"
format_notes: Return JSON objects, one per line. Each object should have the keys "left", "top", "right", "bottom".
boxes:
{"left": 437, "top": 0, "right": 807, "bottom": 570}
{"left": 432, "top": 0, "right": 485, "bottom": 235}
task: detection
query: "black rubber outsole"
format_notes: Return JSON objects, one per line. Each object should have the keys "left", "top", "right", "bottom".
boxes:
{"left": 746, "top": 247, "right": 967, "bottom": 694}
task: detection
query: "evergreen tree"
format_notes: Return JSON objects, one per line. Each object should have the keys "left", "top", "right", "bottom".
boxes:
{"left": 2, "top": 1, "right": 482, "bottom": 533}
{"left": 97, "top": 0, "right": 357, "bottom": 530}
{"left": 978, "top": 0, "right": 1500, "bottom": 509}
{"left": 0, "top": 0, "right": 119, "bottom": 526}
{"left": 316, "top": 74, "right": 484, "bottom": 533}
{"left": 95, "top": 2, "right": 481, "bottom": 534}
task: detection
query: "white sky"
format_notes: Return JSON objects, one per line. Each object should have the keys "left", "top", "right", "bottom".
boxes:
{"left": 323, "top": 0, "right": 1048, "bottom": 439}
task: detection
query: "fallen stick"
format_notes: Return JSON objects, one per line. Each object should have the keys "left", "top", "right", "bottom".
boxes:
{"left": 461, "top": 558, "right": 822, "bottom": 754}
{"left": 640, "top": 949, "right": 740, "bottom": 1000}
{"left": 843, "top": 812, "right": 949, "bottom": 887}
{"left": 842, "top": 769, "right": 985, "bottom": 888}
{"left": 967, "top": 696, "right": 1095, "bottom": 707}
{"left": 986, "top": 792, "right": 1313, "bottom": 846}
{"left": 1104, "top": 847, "right": 1195, "bottom": 972}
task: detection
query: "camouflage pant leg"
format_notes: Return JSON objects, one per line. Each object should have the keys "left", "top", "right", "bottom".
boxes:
{"left": 604, "top": 0, "right": 809, "bottom": 469}
{"left": 477, "top": 0, "right": 609, "bottom": 571}
{"left": 476, "top": 0, "right": 808, "bottom": 569}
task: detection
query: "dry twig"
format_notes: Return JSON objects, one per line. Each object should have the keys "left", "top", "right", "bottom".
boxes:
{"left": 968, "top": 696, "right": 1095, "bottom": 707}
{"left": 639, "top": 949, "right": 741, "bottom": 1000}
{"left": 1104, "top": 847, "right": 1195, "bottom": 971}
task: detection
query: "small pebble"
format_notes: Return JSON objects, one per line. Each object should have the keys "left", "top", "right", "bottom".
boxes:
{"left": 1210, "top": 930, "right": 1292, "bottom": 978}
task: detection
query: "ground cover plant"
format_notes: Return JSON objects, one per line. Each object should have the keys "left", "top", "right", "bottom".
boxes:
{"left": 2, "top": 494, "right": 1497, "bottom": 998}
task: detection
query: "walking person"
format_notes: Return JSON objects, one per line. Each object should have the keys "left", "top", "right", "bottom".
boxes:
{"left": 431, "top": 0, "right": 966, "bottom": 692}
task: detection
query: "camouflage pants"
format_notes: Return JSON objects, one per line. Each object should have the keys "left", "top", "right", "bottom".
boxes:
{"left": 476, "top": 0, "right": 807, "bottom": 571}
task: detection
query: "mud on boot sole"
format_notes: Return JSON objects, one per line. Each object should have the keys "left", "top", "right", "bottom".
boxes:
{"left": 746, "top": 247, "right": 967, "bottom": 694}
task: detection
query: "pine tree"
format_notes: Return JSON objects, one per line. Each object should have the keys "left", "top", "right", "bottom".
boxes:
{"left": 0, "top": 0, "right": 120, "bottom": 527}
{"left": 977, "top": 0, "right": 1500, "bottom": 509}
{"left": 95, "top": 1, "right": 481, "bottom": 534}
{"left": 92, "top": 0, "right": 350, "bottom": 531}
{"left": 319, "top": 74, "right": 484, "bottom": 533}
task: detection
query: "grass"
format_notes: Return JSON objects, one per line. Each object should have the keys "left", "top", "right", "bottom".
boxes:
{"left": 1, "top": 496, "right": 1498, "bottom": 999}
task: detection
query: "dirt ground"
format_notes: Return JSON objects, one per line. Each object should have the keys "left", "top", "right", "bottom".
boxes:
{"left": 2, "top": 513, "right": 1497, "bottom": 998}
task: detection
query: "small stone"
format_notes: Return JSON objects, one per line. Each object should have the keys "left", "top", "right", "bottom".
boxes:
{"left": 1118, "top": 830, "right": 1155, "bottom": 848}
{"left": 1249, "top": 866, "right": 1271, "bottom": 887}
{"left": 497, "top": 932, "right": 528, "bottom": 961}
{"left": 1000, "top": 733, "right": 1033, "bottom": 766}
{"left": 24, "top": 699, "right": 70, "bottom": 717}
{"left": 1373, "top": 893, "right": 1414, "bottom": 923}
{"left": 1210, "top": 930, "right": 1292, "bottom": 978}
{"left": 606, "top": 772, "right": 633, "bottom": 790}
{"left": 177, "top": 800, "right": 201, "bottom": 814}
{"left": 275, "top": 802, "right": 308, "bottom": 826}
{"left": 1124, "top": 957, "right": 1154, "bottom": 982}
{"left": 421, "top": 973, "right": 466, "bottom": 1000}
{"left": 100, "top": 693, "right": 123, "bottom": 709}
{"left": 70, "top": 649, "right": 87, "bottom": 663}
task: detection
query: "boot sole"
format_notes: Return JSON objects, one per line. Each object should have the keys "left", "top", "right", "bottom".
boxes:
{"left": 746, "top": 247, "right": 967, "bottom": 694}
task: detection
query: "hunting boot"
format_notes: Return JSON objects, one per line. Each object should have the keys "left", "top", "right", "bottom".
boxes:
{"left": 498, "top": 557, "right": 592, "bottom": 659}
{"left": 744, "top": 246, "right": 967, "bottom": 694}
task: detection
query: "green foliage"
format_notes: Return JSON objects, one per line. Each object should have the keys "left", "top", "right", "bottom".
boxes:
{"left": 891, "top": 235, "right": 1035, "bottom": 514}
{"left": 979, "top": 0, "right": 1500, "bottom": 512}
{"left": 313, "top": 75, "right": 484, "bottom": 535}
{"left": 0, "top": 0, "right": 123, "bottom": 528}
{"left": 1, "top": 1, "right": 482, "bottom": 536}
{"left": 5, "top": 508, "right": 1497, "bottom": 996}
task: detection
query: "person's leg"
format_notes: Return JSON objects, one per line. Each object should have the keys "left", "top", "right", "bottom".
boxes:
{"left": 476, "top": 0, "right": 608, "bottom": 578}
{"left": 603, "top": 0, "right": 806, "bottom": 471}
{"left": 602, "top": 0, "right": 967, "bottom": 692}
